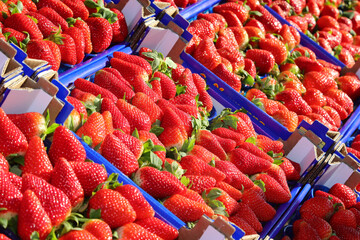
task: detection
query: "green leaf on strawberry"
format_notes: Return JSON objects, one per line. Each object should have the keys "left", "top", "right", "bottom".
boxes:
{"left": 181, "top": 137, "right": 195, "bottom": 153}
{"left": 181, "top": 176, "right": 191, "bottom": 187}
{"left": 138, "top": 140, "right": 164, "bottom": 170}
{"left": 245, "top": 137, "right": 257, "bottom": 144}
{"left": 253, "top": 179, "right": 266, "bottom": 192}
{"left": 132, "top": 129, "right": 139, "bottom": 139}
{"left": 203, "top": 189, "right": 229, "bottom": 217}
{"left": 249, "top": 11, "right": 263, "bottom": 17}
{"left": 30, "top": 231, "right": 40, "bottom": 240}
{"left": 164, "top": 161, "right": 185, "bottom": 179}
{"left": 176, "top": 85, "right": 187, "bottom": 96}
{"left": 89, "top": 209, "right": 101, "bottom": 219}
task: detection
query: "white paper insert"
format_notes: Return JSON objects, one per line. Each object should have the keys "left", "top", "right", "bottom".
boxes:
{"left": 199, "top": 226, "right": 225, "bottom": 240}
{"left": 286, "top": 137, "right": 317, "bottom": 175}
{"left": 0, "top": 51, "right": 9, "bottom": 76}
{"left": 122, "top": 0, "right": 143, "bottom": 32}
{"left": 316, "top": 162, "right": 353, "bottom": 188}
{"left": 138, "top": 28, "right": 179, "bottom": 57}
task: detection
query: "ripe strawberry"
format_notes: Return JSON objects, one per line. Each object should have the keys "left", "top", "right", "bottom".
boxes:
{"left": 211, "top": 127, "right": 245, "bottom": 146}
{"left": 216, "top": 181, "right": 242, "bottom": 201}
{"left": 37, "top": 0, "right": 73, "bottom": 19}
{"left": 26, "top": 39, "right": 61, "bottom": 71}
{"left": 116, "top": 223, "right": 164, "bottom": 240}
{"left": 100, "top": 134, "right": 138, "bottom": 176}
{"left": 238, "top": 142, "right": 273, "bottom": 162}
{"left": 86, "top": 17, "right": 112, "bottom": 53}
{"left": 253, "top": 173, "right": 291, "bottom": 204}
{"left": 0, "top": 153, "right": 8, "bottom": 172}
{"left": 59, "top": 230, "right": 97, "bottom": 239}
{"left": 193, "top": 37, "right": 221, "bottom": 71}
{"left": 300, "top": 196, "right": 334, "bottom": 221}
{"left": 178, "top": 188, "right": 205, "bottom": 204}
{"left": 293, "top": 219, "right": 321, "bottom": 240}
{"left": 132, "top": 76, "right": 161, "bottom": 102}
{"left": 246, "top": 49, "right": 275, "bottom": 75}
{"left": 217, "top": 47, "right": 245, "bottom": 72}
{"left": 302, "top": 88, "right": 327, "bottom": 107}
{"left": 233, "top": 202, "right": 262, "bottom": 233}
{"left": 214, "top": 135, "right": 236, "bottom": 153}
{"left": 22, "top": 174, "right": 72, "bottom": 226}
{"left": 242, "top": 186, "right": 277, "bottom": 221}
{"left": 325, "top": 96, "right": 348, "bottom": 120}
{"left": 38, "top": 7, "right": 69, "bottom": 31}
{"left": 0, "top": 169, "right": 22, "bottom": 219}
{"left": 197, "top": 13, "right": 226, "bottom": 33}
{"left": 215, "top": 160, "right": 254, "bottom": 190}
{"left": 338, "top": 48, "right": 355, "bottom": 68}
{"left": 17, "top": 190, "right": 52, "bottom": 240}
{"left": 88, "top": 188, "right": 136, "bottom": 228}
{"left": 115, "top": 184, "right": 154, "bottom": 220}
{"left": 101, "top": 98, "right": 130, "bottom": 134}
{"left": 301, "top": 212, "right": 333, "bottom": 240}
{"left": 195, "top": 130, "right": 227, "bottom": 160}
{"left": 314, "top": 190, "right": 344, "bottom": 207}
{"left": 71, "top": 18, "right": 92, "bottom": 54}
{"left": 64, "top": 26, "right": 85, "bottom": 64}
{"left": 311, "top": 105, "right": 336, "bottom": 126}
{"left": 48, "top": 32, "right": 77, "bottom": 65}
{"left": 254, "top": 5, "right": 282, "bottom": 33}
{"left": 337, "top": 76, "right": 360, "bottom": 100}
{"left": 152, "top": 72, "right": 175, "bottom": 100}
{"left": 180, "top": 155, "right": 226, "bottom": 182}
{"left": 138, "top": 130, "right": 166, "bottom": 161}
{"left": 116, "top": 99, "right": 151, "bottom": 133}
{"left": 51, "top": 158, "right": 84, "bottom": 208}
{"left": 213, "top": 2, "right": 249, "bottom": 23}
{"left": 131, "top": 92, "right": 163, "bottom": 124}
{"left": 110, "top": 57, "right": 149, "bottom": 83}
{"left": 280, "top": 158, "right": 301, "bottom": 181}
{"left": 66, "top": 96, "right": 87, "bottom": 121}
{"left": 256, "top": 135, "right": 284, "bottom": 153}
{"left": 4, "top": 13, "right": 42, "bottom": 40}
{"left": 330, "top": 209, "right": 357, "bottom": 229}
{"left": 266, "top": 163, "right": 290, "bottom": 191}
{"left": 113, "top": 130, "right": 143, "bottom": 160}
{"left": 0, "top": 108, "right": 28, "bottom": 157}
{"left": 302, "top": 71, "right": 337, "bottom": 93}
{"left": 329, "top": 183, "right": 357, "bottom": 209}
{"left": 205, "top": 188, "right": 239, "bottom": 216}
{"left": 325, "top": 88, "right": 353, "bottom": 115}
{"left": 164, "top": 194, "right": 214, "bottom": 222}
{"left": 317, "top": 15, "right": 340, "bottom": 30}
{"left": 229, "top": 148, "right": 272, "bottom": 175}
{"left": 76, "top": 112, "right": 106, "bottom": 147}
{"left": 188, "top": 19, "right": 216, "bottom": 40}
{"left": 259, "top": 38, "right": 287, "bottom": 65}
{"left": 187, "top": 145, "right": 221, "bottom": 163}
{"left": 7, "top": 172, "right": 22, "bottom": 191}
{"left": 216, "top": 29, "right": 239, "bottom": 50}
{"left": 0, "top": 234, "right": 11, "bottom": 239}
{"left": 133, "top": 167, "right": 185, "bottom": 199}
{"left": 74, "top": 78, "right": 118, "bottom": 102}
{"left": 186, "top": 175, "right": 216, "bottom": 194}
{"left": 272, "top": 109, "right": 298, "bottom": 132}
{"left": 212, "top": 63, "right": 241, "bottom": 92}
{"left": 350, "top": 208, "right": 360, "bottom": 226}
{"left": 26, "top": 12, "right": 58, "bottom": 38}
{"left": 275, "top": 89, "right": 312, "bottom": 115}
{"left": 323, "top": 106, "right": 341, "bottom": 128}
{"left": 113, "top": 52, "right": 152, "bottom": 76}
{"left": 82, "top": 219, "right": 112, "bottom": 240}
{"left": 49, "top": 125, "right": 86, "bottom": 164}
{"left": 229, "top": 215, "right": 257, "bottom": 235}
{"left": 62, "top": 0, "right": 88, "bottom": 20}
{"left": 135, "top": 217, "right": 179, "bottom": 240}
{"left": 21, "top": 136, "right": 52, "bottom": 182}
{"left": 332, "top": 225, "right": 360, "bottom": 240}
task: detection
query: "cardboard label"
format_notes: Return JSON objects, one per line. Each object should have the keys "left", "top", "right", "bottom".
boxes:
{"left": 199, "top": 226, "right": 225, "bottom": 240}
{"left": 286, "top": 137, "right": 317, "bottom": 175}
{"left": 121, "top": 0, "right": 145, "bottom": 31}
{"left": 316, "top": 162, "right": 354, "bottom": 188}
{"left": 0, "top": 51, "right": 9, "bottom": 77}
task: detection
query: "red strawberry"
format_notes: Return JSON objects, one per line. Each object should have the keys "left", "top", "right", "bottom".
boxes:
{"left": 176, "top": 68, "right": 199, "bottom": 97}
{"left": 22, "top": 174, "right": 72, "bottom": 226}
{"left": 138, "top": 131, "right": 166, "bottom": 161}
{"left": 74, "top": 78, "right": 118, "bottom": 102}
{"left": 38, "top": 7, "right": 69, "bottom": 31}
{"left": 186, "top": 175, "right": 216, "bottom": 194}
{"left": 163, "top": 194, "right": 214, "bottom": 222}
{"left": 49, "top": 32, "right": 77, "bottom": 65}
{"left": 88, "top": 188, "right": 136, "bottom": 228}
{"left": 153, "top": 72, "right": 176, "bottom": 100}
{"left": 217, "top": 47, "right": 245, "bottom": 73}
{"left": 229, "top": 148, "right": 272, "bottom": 175}
{"left": 37, "top": 0, "right": 73, "bottom": 19}
{"left": 179, "top": 188, "right": 205, "bottom": 204}
{"left": 109, "top": 8, "right": 127, "bottom": 43}
{"left": 294, "top": 57, "right": 324, "bottom": 73}
{"left": 115, "top": 184, "right": 154, "bottom": 220}
{"left": 215, "top": 160, "right": 254, "bottom": 190}
{"left": 193, "top": 37, "right": 221, "bottom": 71}
{"left": 17, "top": 190, "right": 52, "bottom": 240}
{"left": 300, "top": 196, "right": 334, "bottom": 221}
{"left": 266, "top": 163, "right": 290, "bottom": 192}
{"left": 216, "top": 181, "right": 242, "bottom": 201}
{"left": 273, "top": 109, "right": 298, "bottom": 132}
{"left": 259, "top": 38, "right": 288, "bottom": 65}
{"left": 229, "top": 215, "right": 257, "bottom": 235}
{"left": 188, "top": 19, "right": 216, "bottom": 40}
{"left": 315, "top": 190, "right": 345, "bottom": 207}
{"left": 3, "top": 28, "right": 26, "bottom": 43}
{"left": 132, "top": 76, "right": 161, "bottom": 102}
{"left": 329, "top": 183, "right": 357, "bottom": 209}
{"left": 64, "top": 26, "right": 85, "bottom": 64}
{"left": 232, "top": 202, "right": 262, "bottom": 233}
{"left": 293, "top": 219, "right": 321, "bottom": 240}
{"left": 0, "top": 153, "right": 9, "bottom": 172}
{"left": 280, "top": 158, "right": 301, "bottom": 181}
{"left": 110, "top": 58, "right": 149, "bottom": 83}
{"left": 311, "top": 105, "right": 336, "bottom": 127}
{"left": 72, "top": 18, "right": 92, "bottom": 54}
{"left": 0, "top": 234, "right": 11, "bottom": 239}
{"left": 214, "top": 135, "right": 236, "bottom": 153}
{"left": 197, "top": 13, "right": 226, "bottom": 33}
{"left": 76, "top": 112, "right": 106, "bottom": 148}
{"left": 113, "top": 130, "right": 143, "bottom": 159}
{"left": 337, "top": 76, "right": 360, "bottom": 100}
{"left": 204, "top": 188, "right": 239, "bottom": 216}
{"left": 86, "top": 17, "right": 113, "bottom": 53}
{"left": 116, "top": 99, "right": 151, "bottom": 133}
{"left": 0, "top": 108, "right": 28, "bottom": 157}
{"left": 62, "top": 0, "right": 88, "bottom": 20}
{"left": 212, "top": 63, "right": 241, "bottom": 92}
{"left": 0, "top": 169, "right": 22, "bottom": 219}
{"left": 325, "top": 96, "right": 348, "bottom": 120}
{"left": 21, "top": 136, "right": 52, "bottom": 182}
{"left": 254, "top": 5, "right": 282, "bottom": 33}
{"left": 302, "top": 88, "right": 327, "bottom": 107}
{"left": 213, "top": 2, "right": 249, "bottom": 23}
{"left": 58, "top": 230, "right": 97, "bottom": 239}
{"left": 48, "top": 125, "right": 86, "bottom": 164}
{"left": 246, "top": 49, "right": 275, "bottom": 75}
{"left": 238, "top": 142, "right": 273, "bottom": 162}
{"left": 332, "top": 225, "right": 360, "bottom": 240}
{"left": 116, "top": 223, "right": 163, "bottom": 240}
{"left": 323, "top": 106, "right": 341, "bottom": 128}
{"left": 133, "top": 167, "right": 185, "bottom": 199}
{"left": 275, "top": 89, "right": 311, "bottom": 115}
{"left": 8, "top": 172, "right": 21, "bottom": 192}
{"left": 330, "top": 209, "right": 357, "bottom": 229}
{"left": 253, "top": 173, "right": 291, "bottom": 204}
{"left": 301, "top": 213, "right": 333, "bottom": 240}
{"left": 26, "top": 39, "right": 61, "bottom": 71}
{"left": 317, "top": 15, "right": 340, "bottom": 30}
{"left": 131, "top": 92, "right": 163, "bottom": 124}
{"left": 82, "top": 219, "right": 112, "bottom": 240}
{"left": 256, "top": 135, "right": 284, "bottom": 153}
{"left": 195, "top": 130, "right": 227, "bottom": 160}
{"left": 101, "top": 98, "right": 130, "bottom": 134}
{"left": 211, "top": 127, "right": 245, "bottom": 146}
{"left": 113, "top": 52, "right": 152, "bottom": 76}
{"left": 187, "top": 145, "right": 221, "bottom": 163}
{"left": 100, "top": 134, "right": 138, "bottom": 176}
{"left": 50, "top": 158, "right": 84, "bottom": 208}
{"left": 66, "top": 96, "right": 87, "bottom": 122}
{"left": 4, "top": 13, "right": 43, "bottom": 39}
{"left": 325, "top": 88, "right": 353, "bottom": 115}
{"left": 135, "top": 217, "right": 179, "bottom": 240}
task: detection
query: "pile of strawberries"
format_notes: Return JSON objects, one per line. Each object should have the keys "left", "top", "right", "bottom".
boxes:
{"left": 282, "top": 183, "right": 360, "bottom": 240}
{"left": 0, "top": 109, "right": 179, "bottom": 239}
{"left": 0, "top": 0, "right": 127, "bottom": 71}
{"left": 270, "top": 0, "right": 360, "bottom": 67}
{"left": 186, "top": 1, "right": 360, "bottom": 133}
{"left": 154, "top": 0, "right": 198, "bottom": 9}
{"left": 65, "top": 49, "right": 303, "bottom": 236}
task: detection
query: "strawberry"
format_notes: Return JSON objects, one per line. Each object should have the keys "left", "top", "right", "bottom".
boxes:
{"left": 132, "top": 76, "right": 161, "bottom": 102}
{"left": 254, "top": 5, "right": 282, "bottom": 33}
{"left": 229, "top": 148, "right": 272, "bottom": 175}
{"left": 266, "top": 163, "right": 290, "bottom": 192}
{"left": 49, "top": 125, "right": 86, "bottom": 164}
{"left": 228, "top": 27, "right": 249, "bottom": 50}
{"left": 115, "top": 184, "right": 154, "bottom": 220}
{"left": 193, "top": 37, "right": 221, "bottom": 71}
{"left": 300, "top": 196, "right": 334, "bottom": 221}
{"left": 317, "top": 15, "right": 340, "bottom": 30}
{"left": 26, "top": 39, "right": 61, "bottom": 71}
{"left": 76, "top": 112, "right": 106, "bottom": 147}
{"left": 259, "top": 38, "right": 288, "bottom": 65}
{"left": 301, "top": 213, "right": 333, "bottom": 240}
{"left": 170, "top": 94, "right": 196, "bottom": 107}
{"left": 110, "top": 57, "right": 149, "bottom": 83}
{"left": 211, "top": 127, "right": 245, "bottom": 146}
{"left": 8, "top": 172, "right": 22, "bottom": 191}
{"left": 152, "top": 72, "right": 176, "bottom": 100}
{"left": 3, "top": 27, "right": 27, "bottom": 43}
{"left": 217, "top": 47, "right": 245, "bottom": 73}
{"left": 302, "top": 71, "right": 337, "bottom": 93}
{"left": 17, "top": 190, "right": 52, "bottom": 240}
{"left": 22, "top": 174, "right": 72, "bottom": 226}
{"left": 325, "top": 88, "right": 353, "bottom": 115}
{"left": 158, "top": 107, "right": 187, "bottom": 150}
{"left": 179, "top": 188, "right": 205, "bottom": 204}
{"left": 188, "top": 19, "right": 216, "bottom": 40}
{"left": 180, "top": 155, "right": 226, "bottom": 182}
{"left": 314, "top": 190, "right": 344, "bottom": 207}
{"left": 37, "top": 0, "right": 73, "bottom": 19}
{"left": 163, "top": 194, "right": 214, "bottom": 222}
{"left": 197, "top": 13, "right": 226, "bottom": 33}
{"left": 101, "top": 98, "right": 130, "bottom": 134}
{"left": 116, "top": 223, "right": 163, "bottom": 240}
{"left": 100, "top": 134, "right": 138, "bottom": 176}
{"left": 215, "top": 181, "right": 242, "bottom": 201}
{"left": 323, "top": 106, "right": 341, "bottom": 128}
{"left": 133, "top": 167, "right": 185, "bottom": 199}
{"left": 135, "top": 217, "right": 179, "bottom": 240}
{"left": 51, "top": 158, "right": 84, "bottom": 208}
{"left": 329, "top": 183, "right": 357, "bottom": 209}
{"left": 71, "top": 18, "right": 92, "bottom": 54}
{"left": 293, "top": 219, "right": 321, "bottom": 240}
{"left": 131, "top": 92, "right": 163, "bottom": 124}
{"left": 4, "top": 13, "right": 43, "bottom": 40}
{"left": 243, "top": 59, "right": 257, "bottom": 78}
{"left": 186, "top": 175, "right": 216, "bottom": 194}
{"left": 330, "top": 209, "right": 357, "bottom": 229}
{"left": 337, "top": 76, "right": 360, "bottom": 100}
{"left": 325, "top": 96, "right": 348, "bottom": 120}
{"left": 48, "top": 31, "right": 77, "bottom": 65}
{"left": 332, "top": 225, "right": 360, "bottom": 240}
{"left": 214, "top": 135, "right": 236, "bottom": 153}
{"left": 66, "top": 96, "right": 87, "bottom": 122}
{"left": 350, "top": 208, "right": 360, "bottom": 226}
{"left": 85, "top": 17, "right": 113, "bottom": 53}
{"left": 0, "top": 169, "right": 22, "bottom": 219}
{"left": 214, "top": 160, "right": 253, "bottom": 190}
{"left": 311, "top": 105, "right": 336, "bottom": 126}
{"left": 62, "top": 0, "right": 88, "bottom": 20}
{"left": 0, "top": 108, "right": 28, "bottom": 157}
{"left": 110, "top": 9, "right": 127, "bottom": 41}
{"left": 38, "top": 7, "right": 69, "bottom": 31}
{"left": 176, "top": 68, "right": 199, "bottom": 97}
{"left": 216, "top": 28, "right": 239, "bottom": 50}
{"left": 113, "top": 52, "right": 152, "bottom": 76}
{"left": 59, "top": 230, "right": 97, "bottom": 239}
{"left": 302, "top": 88, "right": 327, "bottom": 107}
{"left": 238, "top": 142, "right": 274, "bottom": 162}
{"left": 64, "top": 26, "right": 85, "bottom": 64}
{"left": 187, "top": 145, "right": 221, "bottom": 163}
{"left": 338, "top": 48, "right": 355, "bottom": 68}
{"left": 233, "top": 202, "right": 262, "bottom": 233}
{"left": 212, "top": 63, "right": 241, "bottom": 92}
{"left": 113, "top": 130, "right": 143, "bottom": 160}
{"left": 88, "top": 188, "right": 136, "bottom": 228}
{"left": 195, "top": 130, "right": 227, "bottom": 160}
{"left": 272, "top": 109, "right": 298, "bottom": 132}
{"left": 21, "top": 136, "right": 52, "bottom": 182}
{"left": 204, "top": 188, "right": 239, "bottom": 216}
{"left": 74, "top": 78, "right": 118, "bottom": 102}
{"left": 279, "top": 158, "right": 301, "bottom": 181}
{"left": 256, "top": 135, "right": 283, "bottom": 153}
{"left": 0, "top": 234, "right": 11, "bottom": 239}
{"left": 246, "top": 49, "right": 275, "bottom": 75}
{"left": 116, "top": 99, "right": 151, "bottom": 133}
{"left": 279, "top": 24, "right": 297, "bottom": 50}
{"left": 229, "top": 215, "right": 257, "bottom": 235}
{"left": 82, "top": 219, "right": 112, "bottom": 240}
{"left": 0, "top": 153, "right": 8, "bottom": 172}
{"left": 213, "top": 2, "right": 249, "bottom": 23}
{"left": 275, "top": 89, "right": 312, "bottom": 115}
{"left": 242, "top": 186, "right": 277, "bottom": 221}
{"left": 253, "top": 173, "right": 291, "bottom": 204}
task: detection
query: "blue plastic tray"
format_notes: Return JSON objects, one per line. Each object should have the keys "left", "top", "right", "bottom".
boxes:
{"left": 179, "top": 0, "right": 221, "bottom": 21}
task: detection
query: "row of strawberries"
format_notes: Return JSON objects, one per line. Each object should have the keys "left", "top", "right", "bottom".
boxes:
{"left": 281, "top": 183, "right": 360, "bottom": 240}
{"left": 64, "top": 48, "right": 303, "bottom": 236}
{"left": 269, "top": 0, "right": 360, "bottom": 67}
{"left": 0, "top": 0, "right": 127, "bottom": 70}
{"left": 186, "top": 1, "right": 360, "bottom": 133}
{"left": 0, "top": 109, "right": 179, "bottom": 240}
